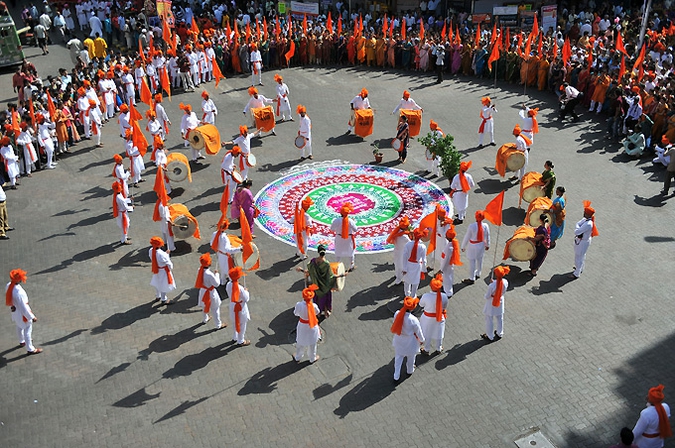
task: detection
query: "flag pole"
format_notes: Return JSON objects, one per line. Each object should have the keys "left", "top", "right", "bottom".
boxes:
{"left": 490, "top": 224, "right": 502, "bottom": 281}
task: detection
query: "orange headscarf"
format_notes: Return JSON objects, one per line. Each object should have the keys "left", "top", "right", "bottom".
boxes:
{"left": 274, "top": 74, "right": 283, "bottom": 83}
{"left": 229, "top": 266, "right": 245, "bottom": 333}
{"left": 248, "top": 86, "right": 258, "bottom": 96}
{"left": 386, "top": 216, "right": 410, "bottom": 244}
{"left": 297, "top": 104, "right": 306, "bottom": 114}
{"left": 179, "top": 102, "right": 192, "bottom": 113}
{"left": 119, "top": 103, "right": 129, "bottom": 113}
{"left": 446, "top": 227, "right": 462, "bottom": 266}
{"left": 194, "top": 253, "right": 212, "bottom": 289}
{"left": 491, "top": 265, "right": 510, "bottom": 307}
{"left": 429, "top": 274, "right": 445, "bottom": 322}
{"left": 583, "top": 200, "right": 599, "bottom": 236}
{"left": 112, "top": 181, "right": 123, "bottom": 217}
{"left": 340, "top": 203, "right": 353, "bottom": 239}
{"left": 408, "top": 228, "right": 428, "bottom": 262}
{"left": 230, "top": 145, "right": 242, "bottom": 156}
{"left": 475, "top": 210, "right": 485, "bottom": 242}
{"left": 294, "top": 197, "right": 314, "bottom": 253}
{"left": 390, "top": 296, "right": 419, "bottom": 335}
{"left": 360, "top": 88, "right": 368, "bottom": 98}
{"left": 402, "top": 90, "right": 410, "bottom": 99}
{"left": 648, "top": 384, "right": 673, "bottom": 439}
{"left": 513, "top": 124, "right": 533, "bottom": 146}
{"left": 459, "top": 161, "right": 472, "bottom": 192}
{"left": 239, "top": 125, "right": 248, "bottom": 135}
{"left": 210, "top": 219, "right": 230, "bottom": 252}
{"left": 150, "top": 237, "right": 165, "bottom": 275}
{"left": 527, "top": 108, "right": 539, "bottom": 134}
{"left": 201, "top": 90, "right": 209, "bottom": 99}
{"left": 302, "top": 284, "right": 319, "bottom": 328}
{"left": 5, "top": 269, "right": 27, "bottom": 307}
{"left": 481, "top": 96, "right": 491, "bottom": 106}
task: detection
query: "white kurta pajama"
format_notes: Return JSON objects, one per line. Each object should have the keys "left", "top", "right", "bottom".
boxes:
{"left": 114, "top": 192, "right": 132, "bottom": 243}
{"left": 250, "top": 49, "right": 263, "bottom": 86}
{"left": 392, "top": 311, "right": 425, "bottom": 380}
{"left": 461, "top": 221, "right": 490, "bottom": 281}
{"left": 198, "top": 268, "right": 222, "bottom": 327}
{"left": 155, "top": 103, "right": 170, "bottom": 138}
{"left": 125, "top": 140, "right": 145, "bottom": 184}
{"left": 330, "top": 216, "right": 358, "bottom": 269}
{"left": 478, "top": 105, "right": 496, "bottom": 145}
{"left": 298, "top": 114, "right": 312, "bottom": 159}
{"left": 418, "top": 291, "right": 448, "bottom": 352}
{"left": 294, "top": 301, "right": 321, "bottom": 362}
{"left": 483, "top": 277, "right": 508, "bottom": 341}
{"left": 450, "top": 172, "right": 475, "bottom": 221}
{"left": 210, "top": 231, "right": 242, "bottom": 283}
{"left": 275, "top": 82, "right": 292, "bottom": 120}
{"left": 519, "top": 109, "right": 535, "bottom": 145}
{"left": 438, "top": 240, "right": 456, "bottom": 296}
{"left": 6, "top": 283, "right": 37, "bottom": 353}
{"left": 244, "top": 95, "right": 275, "bottom": 134}
{"left": 158, "top": 204, "right": 176, "bottom": 252}
{"left": 0, "top": 145, "right": 20, "bottom": 186}
{"left": 16, "top": 131, "right": 37, "bottom": 175}
{"left": 180, "top": 111, "right": 201, "bottom": 159}
{"left": 401, "top": 239, "right": 427, "bottom": 298}
{"left": 37, "top": 122, "right": 57, "bottom": 169}
{"left": 572, "top": 218, "right": 594, "bottom": 278}
{"left": 348, "top": 95, "right": 371, "bottom": 132}
{"left": 149, "top": 247, "right": 176, "bottom": 302}
{"left": 201, "top": 98, "right": 218, "bottom": 124}
{"left": 632, "top": 403, "right": 671, "bottom": 448}
{"left": 220, "top": 152, "right": 238, "bottom": 203}
{"left": 392, "top": 233, "right": 411, "bottom": 284}
{"left": 226, "top": 282, "right": 251, "bottom": 344}
{"left": 515, "top": 134, "right": 529, "bottom": 180}
{"left": 232, "top": 133, "right": 254, "bottom": 180}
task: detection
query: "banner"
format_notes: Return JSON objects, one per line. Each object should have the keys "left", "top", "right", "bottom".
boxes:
{"left": 291, "top": 1, "right": 319, "bottom": 16}
{"left": 541, "top": 5, "right": 557, "bottom": 34}
{"left": 156, "top": 0, "right": 175, "bottom": 27}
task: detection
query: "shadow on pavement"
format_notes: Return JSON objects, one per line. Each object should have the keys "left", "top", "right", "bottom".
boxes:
{"left": 162, "top": 341, "right": 237, "bottom": 379}
{"left": 237, "top": 360, "right": 308, "bottom": 395}
{"left": 66, "top": 212, "right": 111, "bottom": 230}
{"left": 256, "top": 159, "right": 300, "bottom": 173}
{"left": 434, "top": 339, "right": 485, "bottom": 370}
{"left": 530, "top": 273, "right": 578, "bottom": 296}
{"left": 109, "top": 248, "right": 146, "bottom": 270}
{"left": 80, "top": 186, "right": 110, "bottom": 201}
{"left": 333, "top": 361, "right": 396, "bottom": 418}
{"left": 633, "top": 193, "right": 670, "bottom": 208}
{"left": 36, "top": 242, "right": 117, "bottom": 275}
{"left": 42, "top": 329, "right": 88, "bottom": 346}
{"left": 255, "top": 308, "right": 296, "bottom": 348}
{"left": 112, "top": 387, "right": 161, "bottom": 408}
{"left": 97, "top": 362, "right": 132, "bottom": 383}
{"left": 477, "top": 177, "right": 515, "bottom": 195}
{"left": 313, "top": 373, "right": 353, "bottom": 400}
{"left": 345, "top": 279, "right": 396, "bottom": 313}
{"left": 137, "top": 323, "right": 213, "bottom": 360}
{"left": 90, "top": 301, "right": 159, "bottom": 335}
{"left": 154, "top": 397, "right": 209, "bottom": 424}
{"left": 256, "top": 255, "right": 299, "bottom": 280}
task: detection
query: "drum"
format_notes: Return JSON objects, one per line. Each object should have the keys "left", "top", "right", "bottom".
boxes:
{"left": 495, "top": 143, "right": 525, "bottom": 177}
{"left": 354, "top": 109, "right": 374, "bottom": 138}
{"left": 520, "top": 171, "right": 545, "bottom": 204}
{"left": 168, "top": 203, "right": 200, "bottom": 239}
{"left": 253, "top": 106, "right": 275, "bottom": 132}
{"left": 194, "top": 124, "right": 221, "bottom": 155}
{"left": 401, "top": 109, "right": 422, "bottom": 137}
{"left": 186, "top": 129, "right": 205, "bottom": 150}
{"left": 330, "top": 262, "right": 346, "bottom": 292}
{"left": 391, "top": 138, "right": 402, "bottom": 151}
{"left": 506, "top": 151, "right": 526, "bottom": 172}
{"left": 166, "top": 152, "right": 191, "bottom": 183}
{"left": 503, "top": 226, "right": 536, "bottom": 262}
{"left": 232, "top": 241, "right": 261, "bottom": 270}
{"left": 231, "top": 171, "right": 243, "bottom": 184}
{"left": 245, "top": 153, "right": 257, "bottom": 167}
{"left": 525, "top": 197, "right": 553, "bottom": 227}
{"left": 294, "top": 135, "right": 306, "bottom": 149}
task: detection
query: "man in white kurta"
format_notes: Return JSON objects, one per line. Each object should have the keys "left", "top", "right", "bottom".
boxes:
{"left": 201, "top": 91, "right": 218, "bottom": 124}
{"left": 157, "top": 201, "right": 175, "bottom": 252}
{"left": 511, "top": 124, "right": 530, "bottom": 181}
{"left": 330, "top": 203, "right": 358, "bottom": 271}
{"left": 518, "top": 105, "right": 538, "bottom": 146}
{"left": 482, "top": 265, "right": 509, "bottom": 342}
{"left": 426, "top": 120, "right": 443, "bottom": 176}
{"left": 294, "top": 287, "right": 321, "bottom": 363}
{"left": 226, "top": 267, "right": 251, "bottom": 346}
{"left": 438, "top": 227, "right": 460, "bottom": 296}
{"left": 243, "top": 87, "right": 276, "bottom": 135}
{"left": 250, "top": 43, "right": 263, "bottom": 86}
{"left": 210, "top": 221, "right": 243, "bottom": 284}
{"left": 0, "top": 138, "right": 20, "bottom": 188}
{"left": 149, "top": 236, "right": 176, "bottom": 304}
{"left": 99, "top": 74, "right": 117, "bottom": 119}
{"left": 571, "top": 202, "right": 598, "bottom": 279}
{"left": 37, "top": 116, "right": 57, "bottom": 169}
{"left": 461, "top": 211, "right": 490, "bottom": 284}
{"left": 122, "top": 68, "right": 135, "bottom": 105}
{"left": 478, "top": 96, "right": 497, "bottom": 147}
{"left": 124, "top": 132, "right": 145, "bottom": 185}
{"left": 297, "top": 105, "right": 312, "bottom": 160}
{"left": 154, "top": 95, "right": 171, "bottom": 138}
{"left": 391, "top": 296, "right": 424, "bottom": 381}
{"left": 402, "top": 229, "right": 428, "bottom": 298}
{"left": 391, "top": 90, "right": 423, "bottom": 114}
{"left": 632, "top": 384, "right": 672, "bottom": 448}
{"left": 450, "top": 161, "right": 475, "bottom": 223}
{"left": 225, "top": 127, "right": 257, "bottom": 180}
{"left": 195, "top": 253, "right": 223, "bottom": 328}
{"left": 274, "top": 74, "right": 292, "bottom": 121}
{"left": 16, "top": 124, "right": 37, "bottom": 176}
{"left": 418, "top": 275, "right": 448, "bottom": 354}
{"left": 112, "top": 154, "right": 131, "bottom": 198}
{"left": 112, "top": 182, "right": 132, "bottom": 244}
{"left": 6, "top": 269, "right": 41, "bottom": 354}
{"left": 348, "top": 88, "right": 371, "bottom": 133}
{"left": 220, "top": 147, "right": 241, "bottom": 202}
{"left": 179, "top": 104, "right": 202, "bottom": 161}
{"left": 387, "top": 216, "right": 411, "bottom": 285}
{"left": 118, "top": 104, "right": 132, "bottom": 138}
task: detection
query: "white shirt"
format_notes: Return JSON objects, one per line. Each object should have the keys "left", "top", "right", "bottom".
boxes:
{"left": 350, "top": 95, "right": 370, "bottom": 110}
{"left": 244, "top": 95, "right": 273, "bottom": 114}
{"left": 483, "top": 278, "right": 508, "bottom": 315}
{"left": 392, "top": 97, "right": 422, "bottom": 114}
{"left": 298, "top": 115, "right": 311, "bottom": 139}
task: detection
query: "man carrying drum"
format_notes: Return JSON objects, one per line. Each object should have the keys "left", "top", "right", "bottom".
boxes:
{"left": 392, "top": 90, "right": 423, "bottom": 115}
{"left": 224, "top": 126, "right": 259, "bottom": 181}
{"left": 347, "top": 88, "right": 371, "bottom": 135}
{"left": 220, "top": 146, "right": 243, "bottom": 204}
{"left": 243, "top": 87, "right": 276, "bottom": 136}
{"left": 297, "top": 105, "right": 312, "bottom": 161}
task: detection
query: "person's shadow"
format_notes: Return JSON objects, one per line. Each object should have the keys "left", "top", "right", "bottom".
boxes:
{"left": 333, "top": 361, "right": 397, "bottom": 418}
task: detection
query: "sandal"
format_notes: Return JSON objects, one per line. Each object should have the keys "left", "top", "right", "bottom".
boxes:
{"left": 27, "top": 348, "right": 43, "bottom": 355}
{"left": 480, "top": 333, "right": 493, "bottom": 342}
{"left": 237, "top": 340, "right": 251, "bottom": 346}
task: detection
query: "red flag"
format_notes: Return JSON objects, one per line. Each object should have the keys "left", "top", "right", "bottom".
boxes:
{"left": 160, "top": 68, "right": 171, "bottom": 99}
{"left": 417, "top": 206, "right": 438, "bottom": 254}
{"left": 441, "top": 21, "right": 446, "bottom": 40}
{"left": 327, "top": 12, "right": 333, "bottom": 35}
{"left": 454, "top": 25, "right": 461, "bottom": 45}
{"left": 488, "top": 40, "right": 500, "bottom": 69}
{"left": 140, "top": 77, "right": 152, "bottom": 105}
{"left": 212, "top": 57, "right": 225, "bottom": 87}
{"left": 530, "top": 12, "right": 538, "bottom": 40}
{"left": 302, "top": 14, "right": 307, "bottom": 35}
{"left": 562, "top": 37, "right": 571, "bottom": 65}
{"left": 239, "top": 207, "right": 259, "bottom": 270}
{"left": 382, "top": 13, "right": 387, "bottom": 38}
{"left": 516, "top": 33, "right": 523, "bottom": 58}
{"left": 419, "top": 19, "right": 424, "bottom": 41}
{"left": 274, "top": 17, "right": 280, "bottom": 39}
{"left": 618, "top": 55, "right": 626, "bottom": 80}
{"left": 359, "top": 14, "right": 363, "bottom": 35}
{"left": 338, "top": 15, "right": 342, "bottom": 35}
{"left": 191, "top": 17, "right": 200, "bottom": 36}
{"left": 131, "top": 119, "right": 148, "bottom": 157}
{"left": 490, "top": 20, "right": 497, "bottom": 45}
{"left": 46, "top": 91, "right": 56, "bottom": 119}
{"left": 483, "top": 191, "right": 505, "bottom": 226}
{"left": 475, "top": 22, "right": 480, "bottom": 44}
{"left": 226, "top": 20, "right": 232, "bottom": 42}
{"left": 263, "top": 17, "right": 268, "bottom": 41}
{"left": 537, "top": 32, "right": 543, "bottom": 57}
{"left": 401, "top": 17, "right": 406, "bottom": 40}
{"left": 615, "top": 30, "right": 628, "bottom": 56}
{"left": 256, "top": 18, "right": 261, "bottom": 41}
{"left": 129, "top": 103, "right": 143, "bottom": 122}
{"left": 245, "top": 22, "right": 251, "bottom": 42}
{"left": 285, "top": 40, "right": 296, "bottom": 65}
{"left": 162, "top": 16, "right": 171, "bottom": 48}
{"left": 632, "top": 43, "right": 646, "bottom": 73}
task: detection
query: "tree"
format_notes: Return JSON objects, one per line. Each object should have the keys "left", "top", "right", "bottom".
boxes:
{"left": 417, "top": 132, "right": 462, "bottom": 182}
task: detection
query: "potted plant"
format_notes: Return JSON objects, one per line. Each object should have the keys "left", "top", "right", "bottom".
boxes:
{"left": 372, "top": 143, "right": 384, "bottom": 163}
{"left": 418, "top": 132, "right": 461, "bottom": 184}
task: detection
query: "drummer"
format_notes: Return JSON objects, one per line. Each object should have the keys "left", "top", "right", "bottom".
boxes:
{"left": 297, "top": 105, "right": 312, "bottom": 161}
{"left": 274, "top": 74, "right": 293, "bottom": 122}
{"left": 347, "top": 88, "right": 371, "bottom": 135}
{"left": 154, "top": 94, "right": 171, "bottom": 139}
{"left": 301, "top": 244, "right": 337, "bottom": 318}
{"left": 220, "top": 146, "right": 242, "bottom": 203}
{"left": 152, "top": 136, "right": 171, "bottom": 195}
{"left": 201, "top": 90, "right": 218, "bottom": 125}
{"left": 224, "top": 126, "right": 258, "bottom": 180}
{"left": 179, "top": 103, "right": 204, "bottom": 162}
{"left": 391, "top": 90, "right": 423, "bottom": 115}
{"left": 518, "top": 105, "right": 539, "bottom": 148}
{"left": 330, "top": 202, "right": 358, "bottom": 272}
{"left": 510, "top": 124, "right": 532, "bottom": 181}
{"left": 154, "top": 191, "right": 176, "bottom": 254}
{"left": 210, "top": 219, "right": 244, "bottom": 284}
{"left": 243, "top": 87, "right": 276, "bottom": 136}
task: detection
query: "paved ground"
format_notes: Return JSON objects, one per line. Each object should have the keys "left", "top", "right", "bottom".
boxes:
{"left": 1, "top": 30, "right": 675, "bottom": 448}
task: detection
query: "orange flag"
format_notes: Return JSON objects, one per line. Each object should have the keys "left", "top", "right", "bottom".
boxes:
{"left": 523, "top": 33, "right": 533, "bottom": 59}
{"left": 441, "top": 21, "right": 446, "bottom": 40}
{"left": 302, "top": 14, "right": 307, "bottom": 35}
{"left": 285, "top": 40, "right": 296, "bottom": 65}
{"left": 491, "top": 20, "right": 497, "bottom": 45}
{"left": 504, "top": 27, "right": 510, "bottom": 49}
{"left": 488, "top": 40, "right": 500, "bottom": 69}
{"left": 359, "top": 14, "right": 363, "bottom": 35}
{"left": 615, "top": 31, "right": 628, "bottom": 56}
{"left": 263, "top": 17, "right": 269, "bottom": 41}
{"left": 171, "top": 30, "right": 177, "bottom": 53}
{"left": 475, "top": 22, "right": 480, "bottom": 44}
{"left": 618, "top": 55, "right": 626, "bottom": 80}
{"left": 131, "top": 119, "right": 149, "bottom": 157}
{"left": 552, "top": 38, "right": 558, "bottom": 60}
{"left": 219, "top": 185, "right": 229, "bottom": 222}
{"left": 191, "top": 16, "right": 200, "bottom": 35}
{"left": 138, "top": 38, "right": 146, "bottom": 63}
{"left": 562, "top": 37, "right": 571, "bottom": 65}
{"left": 234, "top": 20, "right": 239, "bottom": 40}
{"left": 337, "top": 15, "right": 342, "bottom": 35}
{"left": 327, "top": 12, "right": 333, "bottom": 35}
{"left": 419, "top": 19, "right": 424, "bottom": 41}
{"left": 239, "top": 207, "right": 260, "bottom": 270}
{"left": 153, "top": 164, "right": 168, "bottom": 200}
{"left": 46, "top": 90, "right": 56, "bottom": 119}
{"left": 140, "top": 77, "right": 152, "bottom": 105}
{"left": 28, "top": 98, "right": 36, "bottom": 131}
{"left": 483, "top": 191, "right": 505, "bottom": 226}
{"left": 381, "top": 13, "right": 387, "bottom": 37}
{"left": 256, "top": 18, "right": 261, "bottom": 41}
{"left": 401, "top": 17, "right": 406, "bottom": 40}
{"left": 447, "top": 22, "right": 452, "bottom": 43}
{"left": 162, "top": 16, "right": 171, "bottom": 45}
{"left": 353, "top": 16, "right": 359, "bottom": 37}
{"left": 530, "top": 12, "right": 538, "bottom": 40}
{"left": 245, "top": 22, "right": 251, "bottom": 42}
{"left": 537, "top": 32, "right": 543, "bottom": 57}
{"left": 226, "top": 20, "right": 232, "bottom": 42}
{"left": 129, "top": 103, "right": 143, "bottom": 121}
{"left": 417, "top": 206, "right": 438, "bottom": 254}
{"left": 632, "top": 43, "right": 646, "bottom": 73}
{"left": 212, "top": 56, "right": 225, "bottom": 87}
{"left": 275, "top": 17, "right": 281, "bottom": 39}
{"left": 160, "top": 68, "right": 171, "bottom": 99}
{"left": 148, "top": 33, "right": 154, "bottom": 54}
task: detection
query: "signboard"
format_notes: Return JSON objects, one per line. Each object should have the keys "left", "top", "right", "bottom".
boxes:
{"left": 471, "top": 13, "right": 491, "bottom": 25}
{"left": 290, "top": 1, "right": 319, "bottom": 16}
{"left": 520, "top": 10, "right": 536, "bottom": 28}
{"left": 278, "top": 2, "right": 286, "bottom": 14}
{"left": 493, "top": 6, "right": 518, "bottom": 16}
{"left": 156, "top": 0, "right": 175, "bottom": 27}
{"left": 541, "top": 5, "right": 557, "bottom": 34}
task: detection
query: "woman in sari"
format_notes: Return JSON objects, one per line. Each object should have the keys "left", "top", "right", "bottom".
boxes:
{"left": 528, "top": 214, "right": 550, "bottom": 276}
{"left": 304, "top": 244, "right": 336, "bottom": 317}
{"left": 540, "top": 160, "right": 556, "bottom": 199}
{"left": 549, "top": 186, "right": 566, "bottom": 249}
{"left": 231, "top": 179, "right": 255, "bottom": 236}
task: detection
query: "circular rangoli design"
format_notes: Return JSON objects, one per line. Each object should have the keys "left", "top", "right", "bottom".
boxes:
{"left": 254, "top": 164, "right": 453, "bottom": 254}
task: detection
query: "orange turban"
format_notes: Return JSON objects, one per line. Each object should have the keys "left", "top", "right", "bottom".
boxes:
{"left": 413, "top": 227, "right": 428, "bottom": 240}
{"left": 528, "top": 108, "right": 540, "bottom": 133}
{"left": 239, "top": 125, "right": 248, "bottom": 135}
{"left": 390, "top": 296, "right": 419, "bottom": 334}
{"left": 153, "top": 134, "right": 163, "bottom": 149}
{"left": 386, "top": 216, "right": 410, "bottom": 244}
{"left": 360, "top": 88, "right": 368, "bottom": 97}
{"left": 402, "top": 90, "right": 410, "bottom": 99}
{"left": 459, "top": 161, "right": 472, "bottom": 193}
{"left": 481, "top": 96, "right": 491, "bottom": 106}
{"left": 135, "top": 59, "right": 142, "bottom": 66}
{"left": 83, "top": 80, "right": 91, "bottom": 87}
{"left": 88, "top": 99, "right": 96, "bottom": 106}
{"left": 0, "top": 136, "right": 10, "bottom": 146}
{"left": 201, "top": 90, "right": 209, "bottom": 99}
{"left": 662, "top": 135, "right": 671, "bottom": 146}
{"left": 112, "top": 181, "right": 122, "bottom": 192}
{"left": 77, "top": 87, "right": 86, "bottom": 96}
{"left": 274, "top": 74, "right": 282, "bottom": 83}
{"left": 229, "top": 266, "right": 244, "bottom": 281}
{"left": 150, "top": 236, "right": 164, "bottom": 247}
{"left": 648, "top": 385, "right": 673, "bottom": 439}
{"left": 146, "top": 110, "right": 156, "bottom": 119}
{"left": 106, "top": 71, "right": 114, "bottom": 79}
{"left": 231, "top": 145, "right": 242, "bottom": 156}
{"left": 583, "top": 200, "right": 599, "bottom": 237}
{"left": 6, "top": 269, "right": 27, "bottom": 307}
{"left": 340, "top": 203, "right": 353, "bottom": 217}
{"left": 119, "top": 103, "right": 129, "bottom": 113}
{"left": 301, "top": 196, "right": 314, "bottom": 210}
{"left": 491, "top": 265, "right": 510, "bottom": 307}
{"left": 248, "top": 86, "right": 258, "bottom": 96}
{"left": 179, "top": 102, "right": 192, "bottom": 113}
{"left": 19, "top": 122, "right": 28, "bottom": 131}
{"left": 199, "top": 253, "right": 212, "bottom": 267}
{"left": 446, "top": 228, "right": 456, "bottom": 239}
{"left": 113, "top": 154, "right": 123, "bottom": 163}
{"left": 460, "top": 161, "right": 471, "bottom": 172}
{"left": 154, "top": 94, "right": 162, "bottom": 103}
{"left": 302, "top": 284, "right": 319, "bottom": 328}
{"left": 124, "top": 129, "right": 133, "bottom": 139}
{"left": 297, "top": 104, "right": 306, "bottom": 114}
{"left": 36, "top": 114, "right": 45, "bottom": 123}
{"left": 430, "top": 120, "right": 438, "bottom": 130}
{"left": 513, "top": 123, "right": 522, "bottom": 136}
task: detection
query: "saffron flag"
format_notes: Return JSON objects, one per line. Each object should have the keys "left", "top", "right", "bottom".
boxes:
{"left": 212, "top": 57, "right": 225, "bottom": 87}
{"left": 419, "top": 19, "right": 424, "bottom": 41}
{"left": 618, "top": 55, "right": 626, "bottom": 80}
{"left": 441, "top": 21, "right": 446, "bottom": 40}
{"left": 327, "top": 12, "right": 333, "bottom": 35}
{"left": 530, "top": 12, "right": 538, "bottom": 40}
{"left": 162, "top": 16, "right": 171, "bottom": 48}
{"left": 475, "top": 22, "right": 480, "bottom": 44}
{"left": 160, "top": 68, "right": 171, "bottom": 99}
{"left": 562, "top": 37, "right": 571, "bottom": 65}
{"left": 488, "top": 40, "right": 500, "bottom": 69}
{"left": 401, "top": 18, "right": 406, "bottom": 40}
{"left": 274, "top": 17, "right": 280, "bottom": 39}
{"left": 129, "top": 103, "right": 143, "bottom": 121}
{"left": 245, "top": 22, "right": 251, "bottom": 42}
{"left": 632, "top": 44, "right": 646, "bottom": 73}
{"left": 302, "top": 14, "right": 307, "bottom": 36}
{"left": 256, "top": 18, "right": 261, "bottom": 41}
{"left": 483, "top": 191, "right": 505, "bottom": 226}
{"left": 263, "top": 17, "right": 268, "bottom": 41}
{"left": 382, "top": 13, "right": 387, "bottom": 37}
{"left": 191, "top": 17, "right": 200, "bottom": 35}
{"left": 491, "top": 21, "right": 497, "bottom": 45}
{"left": 239, "top": 207, "right": 260, "bottom": 270}
{"left": 417, "top": 206, "right": 438, "bottom": 254}
{"left": 338, "top": 15, "right": 342, "bottom": 35}
{"left": 140, "top": 77, "right": 152, "bottom": 106}
{"left": 285, "top": 40, "right": 296, "bottom": 65}
{"left": 131, "top": 119, "right": 149, "bottom": 157}
{"left": 46, "top": 91, "right": 56, "bottom": 119}
{"left": 615, "top": 31, "right": 628, "bottom": 56}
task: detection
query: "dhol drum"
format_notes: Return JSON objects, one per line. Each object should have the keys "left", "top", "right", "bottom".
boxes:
{"left": 525, "top": 197, "right": 553, "bottom": 227}
{"left": 294, "top": 135, "right": 306, "bottom": 149}
{"left": 330, "top": 262, "right": 346, "bottom": 292}
{"left": 503, "top": 226, "right": 536, "bottom": 261}
{"left": 495, "top": 143, "right": 525, "bottom": 177}
{"left": 187, "top": 129, "right": 205, "bottom": 150}
{"left": 520, "top": 171, "right": 545, "bottom": 204}
{"left": 231, "top": 171, "right": 244, "bottom": 184}
{"left": 169, "top": 203, "right": 200, "bottom": 239}
{"left": 400, "top": 109, "right": 422, "bottom": 137}
{"left": 253, "top": 106, "right": 275, "bottom": 132}
{"left": 193, "top": 124, "right": 221, "bottom": 155}
{"left": 354, "top": 109, "right": 374, "bottom": 138}
{"left": 166, "top": 152, "right": 191, "bottom": 182}
{"left": 391, "top": 138, "right": 402, "bottom": 151}
{"left": 232, "top": 241, "right": 261, "bottom": 270}
{"left": 245, "top": 153, "right": 257, "bottom": 167}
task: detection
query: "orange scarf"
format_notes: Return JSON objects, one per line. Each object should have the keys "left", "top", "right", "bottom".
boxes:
{"left": 449, "top": 239, "right": 462, "bottom": 265}
{"left": 655, "top": 402, "right": 674, "bottom": 438}
{"left": 459, "top": 170, "right": 470, "bottom": 192}
{"left": 231, "top": 279, "right": 242, "bottom": 332}
{"left": 408, "top": 239, "right": 420, "bottom": 262}
{"left": 294, "top": 204, "right": 307, "bottom": 254}
{"left": 194, "top": 266, "right": 206, "bottom": 289}
{"left": 590, "top": 216, "right": 599, "bottom": 237}
{"left": 434, "top": 290, "right": 444, "bottom": 322}
{"left": 531, "top": 115, "right": 539, "bottom": 134}
{"left": 476, "top": 219, "right": 484, "bottom": 243}
{"left": 341, "top": 216, "right": 350, "bottom": 239}
{"left": 386, "top": 226, "right": 407, "bottom": 244}
{"left": 211, "top": 231, "right": 223, "bottom": 252}
{"left": 492, "top": 278, "right": 504, "bottom": 307}
{"left": 151, "top": 248, "right": 160, "bottom": 274}
{"left": 305, "top": 297, "right": 318, "bottom": 328}
{"left": 518, "top": 133, "right": 532, "bottom": 146}
{"left": 195, "top": 266, "right": 212, "bottom": 313}
{"left": 5, "top": 282, "right": 16, "bottom": 307}
{"left": 112, "top": 193, "right": 119, "bottom": 218}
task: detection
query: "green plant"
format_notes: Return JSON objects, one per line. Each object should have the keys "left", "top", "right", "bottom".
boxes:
{"left": 372, "top": 142, "right": 382, "bottom": 156}
{"left": 418, "top": 132, "right": 461, "bottom": 180}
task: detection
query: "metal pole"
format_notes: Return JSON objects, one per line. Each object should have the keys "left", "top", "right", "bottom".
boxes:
{"left": 490, "top": 224, "right": 502, "bottom": 281}
{"left": 637, "top": 0, "right": 652, "bottom": 53}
